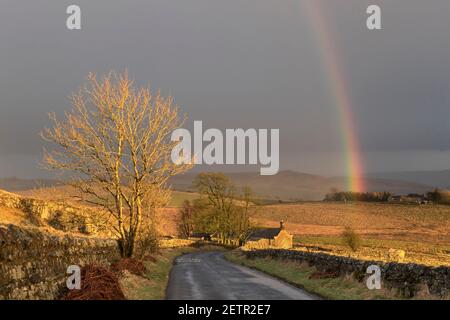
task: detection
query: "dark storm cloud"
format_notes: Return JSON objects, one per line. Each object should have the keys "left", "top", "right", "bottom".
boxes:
{"left": 0, "top": 0, "right": 450, "bottom": 177}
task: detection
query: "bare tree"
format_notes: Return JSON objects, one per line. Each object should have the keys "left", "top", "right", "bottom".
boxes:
{"left": 178, "top": 200, "right": 194, "bottom": 238}
{"left": 237, "top": 186, "right": 252, "bottom": 244}
{"left": 42, "top": 71, "right": 191, "bottom": 257}
{"left": 194, "top": 173, "right": 235, "bottom": 243}
{"left": 193, "top": 173, "right": 252, "bottom": 244}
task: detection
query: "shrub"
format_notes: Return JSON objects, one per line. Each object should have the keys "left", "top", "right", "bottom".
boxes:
{"left": 341, "top": 226, "right": 361, "bottom": 252}
{"left": 135, "top": 223, "right": 159, "bottom": 258}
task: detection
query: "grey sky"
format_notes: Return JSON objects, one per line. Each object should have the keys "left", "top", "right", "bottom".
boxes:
{"left": 1, "top": 0, "right": 450, "bottom": 178}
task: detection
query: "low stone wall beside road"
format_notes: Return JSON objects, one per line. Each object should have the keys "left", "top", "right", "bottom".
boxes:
{"left": 244, "top": 249, "right": 450, "bottom": 298}
{"left": 0, "top": 224, "right": 119, "bottom": 300}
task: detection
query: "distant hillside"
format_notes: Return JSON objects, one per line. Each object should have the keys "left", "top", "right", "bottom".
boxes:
{"left": 169, "top": 170, "right": 433, "bottom": 201}
{"left": 366, "top": 170, "right": 450, "bottom": 189}
{"left": 1, "top": 170, "right": 435, "bottom": 201}
{"left": 0, "top": 177, "right": 59, "bottom": 191}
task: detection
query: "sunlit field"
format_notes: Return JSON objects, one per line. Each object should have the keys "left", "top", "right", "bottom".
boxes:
{"left": 11, "top": 186, "right": 450, "bottom": 266}
{"left": 250, "top": 202, "right": 450, "bottom": 266}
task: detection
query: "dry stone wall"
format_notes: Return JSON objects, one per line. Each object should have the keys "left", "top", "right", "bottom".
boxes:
{"left": 0, "top": 224, "right": 119, "bottom": 300}
{"left": 244, "top": 249, "right": 450, "bottom": 298}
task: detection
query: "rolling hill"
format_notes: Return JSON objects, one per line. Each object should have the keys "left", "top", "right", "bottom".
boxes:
{"left": 0, "top": 177, "right": 60, "bottom": 191}
{"left": 366, "top": 170, "right": 450, "bottom": 189}
{"left": 0, "top": 170, "right": 437, "bottom": 201}
{"left": 169, "top": 170, "right": 433, "bottom": 201}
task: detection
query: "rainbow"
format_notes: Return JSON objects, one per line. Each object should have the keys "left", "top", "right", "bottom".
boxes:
{"left": 298, "top": 0, "right": 365, "bottom": 192}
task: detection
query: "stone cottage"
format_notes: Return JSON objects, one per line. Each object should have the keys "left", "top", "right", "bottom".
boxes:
{"left": 244, "top": 221, "right": 293, "bottom": 249}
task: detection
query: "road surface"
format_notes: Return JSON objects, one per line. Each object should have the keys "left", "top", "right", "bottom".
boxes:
{"left": 166, "top": 251, "right": 318, "bottom": 300}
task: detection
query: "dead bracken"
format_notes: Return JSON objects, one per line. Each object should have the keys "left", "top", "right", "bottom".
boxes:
{"left": 62, "top": 264, "right": 126, "bottom": 300}
{"left": 111, "top": 258, "right": 147, "bottom": 277}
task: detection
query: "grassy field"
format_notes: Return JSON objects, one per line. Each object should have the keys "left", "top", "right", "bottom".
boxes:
{"left": 167, "top": 191, "right": 199, "bottom": 207}
{"left": 225, "top": 251, "right": 410, "bottom": 300}
{"left": 251, "top": 202, "right": 450, "bottom": 241}
{"left": 294, "top": 235, "right": 450, "bottom": 266}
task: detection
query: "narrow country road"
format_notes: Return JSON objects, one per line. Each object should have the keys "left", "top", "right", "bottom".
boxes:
{"left": 166, "top": 251, "right": 319, "bottom": 300}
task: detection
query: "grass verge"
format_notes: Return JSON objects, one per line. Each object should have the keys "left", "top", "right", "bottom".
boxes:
{"left": 120, "top": 247, "right": 195, "bottom": 299}
{"left": 224, "top": 250, "right": 403, "bottom": 300}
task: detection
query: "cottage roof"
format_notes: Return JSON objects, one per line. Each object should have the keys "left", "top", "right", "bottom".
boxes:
{"left": 248, "top": 228, "right": 281, "bottom": 241}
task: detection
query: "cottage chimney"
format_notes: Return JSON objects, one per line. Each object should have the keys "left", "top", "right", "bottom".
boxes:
{"left": 280, "top": 220, "right": 284, "bottom": 230}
